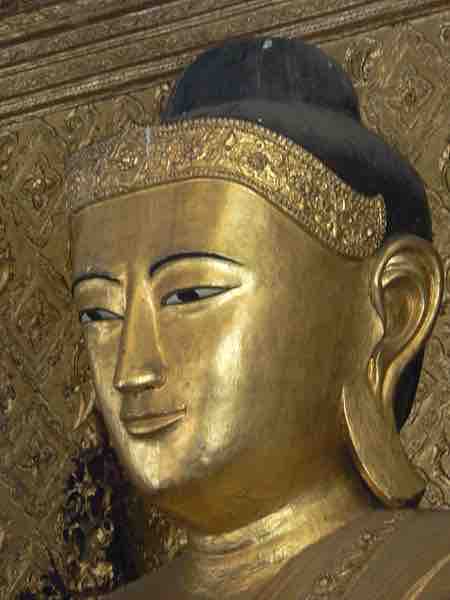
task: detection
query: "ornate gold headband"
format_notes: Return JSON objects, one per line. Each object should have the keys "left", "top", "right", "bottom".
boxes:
{"left": 65, "top": 118, "right": 386, "bottom": 259}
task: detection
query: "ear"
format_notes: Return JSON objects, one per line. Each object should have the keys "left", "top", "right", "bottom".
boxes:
{"left": 341, "top": 235, "right": 443, "bottom": 506}
{"left": 370, "top": 235, "right": 443, "bottom": 415}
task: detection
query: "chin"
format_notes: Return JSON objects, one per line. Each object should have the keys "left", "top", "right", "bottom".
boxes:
{"left": 125, "top": 461, "right": 171, "bottom": 494}
{"left": 119, "top": 451, "right": 187, "bottom": 496}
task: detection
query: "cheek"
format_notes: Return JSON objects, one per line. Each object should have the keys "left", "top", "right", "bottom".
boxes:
{"left": 230, "top": 283, "right": 342, "bottom": 438}
{"left": 84, "top": 323, "right": 122, "bottom": 426}
{"left": 161, "top": 300, "right": 264, "bottom": 450}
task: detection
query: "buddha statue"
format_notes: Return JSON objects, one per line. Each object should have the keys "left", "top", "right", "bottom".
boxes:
{"left": 66, "top": 38, "right": 450, "bottom": 599}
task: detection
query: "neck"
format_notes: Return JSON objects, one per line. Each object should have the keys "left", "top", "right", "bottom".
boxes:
{"left": 181, "top": 457, "right": 375, "bottom": 599}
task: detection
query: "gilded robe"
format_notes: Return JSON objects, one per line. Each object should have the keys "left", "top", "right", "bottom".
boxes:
{"left": 107, "top": 509, "right": 450, "bottom": 599}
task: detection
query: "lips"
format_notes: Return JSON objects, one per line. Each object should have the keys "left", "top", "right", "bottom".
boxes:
{"left": 121, "top": 408, "right": 186, "bottom": 436}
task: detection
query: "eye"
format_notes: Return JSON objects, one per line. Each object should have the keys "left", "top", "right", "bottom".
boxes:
{"left": 79, "top": 308, "right": 122, "bottom": 324}
{"left": 162, "top": 286, "right": 230, "bottom": 306}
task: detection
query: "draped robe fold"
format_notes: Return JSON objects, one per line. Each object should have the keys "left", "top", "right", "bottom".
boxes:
{"left": 106, "top": 509, "right": 450, "bottom": 599}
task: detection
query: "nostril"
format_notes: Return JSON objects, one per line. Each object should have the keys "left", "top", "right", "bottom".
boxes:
{"left": 148, "top": 369, "right": 167, "bottom": 389}
{"left": 114, "top": 366, "right": 167, "bottom": 393}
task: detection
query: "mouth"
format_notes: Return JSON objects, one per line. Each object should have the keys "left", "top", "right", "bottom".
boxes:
{"left": 121, "top": 408, "right": 186, "bottom": 437}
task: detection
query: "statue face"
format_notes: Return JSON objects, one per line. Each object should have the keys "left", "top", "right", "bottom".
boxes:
{"left": 72, "top": 179, "right": 370, "bottom": 532}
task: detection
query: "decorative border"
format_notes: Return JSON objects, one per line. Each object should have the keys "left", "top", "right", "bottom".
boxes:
{"left": 66, "top": 118, "right": 386, "bottom": 259}
{"left": 0, "top": 0, "right": 448, "bottom": 125}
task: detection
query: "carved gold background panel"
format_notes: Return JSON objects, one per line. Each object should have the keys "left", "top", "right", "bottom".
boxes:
{"left": 0, "top": 2, "right": 448, "bottom": 598}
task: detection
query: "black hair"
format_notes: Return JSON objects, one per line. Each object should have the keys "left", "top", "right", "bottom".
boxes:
{"left": 161, "top": 37, "right": 431, "bottom": 429}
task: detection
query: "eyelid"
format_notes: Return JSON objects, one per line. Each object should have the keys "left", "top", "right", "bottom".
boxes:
{"left": 161, "top": 285, "right": 234, "bottom": 307}
{"left": 74, "top": 280, "right": 125, "bottom": 315}
{"left": 150, "top": 254, "right": 243, "bottom": 278}
{"left": 152, "top": 259, "right": 243, "bottom": 303}
{"left": 72, "top": 274, "right": 120, "bottom": 296}
{"left": 79, "top": 307, "right": 123, "bottom": 324}
{"left": 151, "top": 257, "right": 244, "bottom": 279}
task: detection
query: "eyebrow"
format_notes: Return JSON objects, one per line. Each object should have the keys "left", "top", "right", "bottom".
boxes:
{"left": 149, "top": 252, "right": 242, "bottom": 277}
{"left": 71, "top": 272, "right": 120, "bottom": 295}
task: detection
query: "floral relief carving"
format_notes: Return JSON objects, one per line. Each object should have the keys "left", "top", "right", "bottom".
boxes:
{"left": 350, "top": 24, "right": 450, "bottom": 164}
{"left": 16, "top": 287, "right": 61, "bottom": 353}
{"left": 440, "top": 23, "right": 450, "bottom": 47}
{"left": 439, "top": 141, "right": 450, "bottom": 196}
{"left": 0, "top": 254, "right": 71, "bottom": 388}
{"left": 344, "top": 37, "right": 383, "bottom": 89}
{"left": 0, "top": 123, "right": 67, "bottom": 250}
{"left": 304, "top": 513, "right": 407, "bottom": 600}
{"left": 152, "top": 81, "right": 176, "bottom": 121}
{"left": 64, "top": 104, "right": 98, "bottom": 153}
{"left": 0, "top": 133, "right": 17, "bottom": 181}
{"left": 384, "top": 64, "right": 434, "bottom": 130}
{"left": 111, "top": 95, "right": 147, "bottom": 131}
{"left": 339, "top": 21, "right": 450, "bottom": 509}
{"left": 349, "top": 29, "right": 450, "bottom": 513}
{"left": 20, "top": 158, "right": 61, "bottom": 213}
{"left": 17, "top": 430, "right": 57, "bottom": 480}
{"left": 1, "top": 400, "right": 65, "bottom": 482}
{"left": 0, "top": 215, "right": 14, "bottom": 300}
{"left": 0, "top": 362, "right": 17, "bottom": 438}
{"left": 70, "top": 337, "right": 97, "bottom": 432}
{"left": 0, "top": 520, "right": 31, "bottom": 600}
{"left": 14, "top": 157, "right": 62, "bottom": 248}
{"left": 53, "top": 86, "right": 173, "bottom": 158}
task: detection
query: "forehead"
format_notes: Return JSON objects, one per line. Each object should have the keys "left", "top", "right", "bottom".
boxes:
{"left": 71, "top": 179, "right": 307, "bottom": 274}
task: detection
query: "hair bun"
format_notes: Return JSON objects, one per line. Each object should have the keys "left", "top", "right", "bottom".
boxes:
{"left": 163, "top": 37, "right": 360, "bottom": 122}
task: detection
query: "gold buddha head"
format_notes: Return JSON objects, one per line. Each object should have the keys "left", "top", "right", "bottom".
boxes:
{"left": 68, "top": 38, "right": 443, "bottom": 535}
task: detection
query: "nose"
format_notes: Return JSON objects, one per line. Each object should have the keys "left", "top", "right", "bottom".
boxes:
{"left": 113, "top": 282, "right": 167, "bottom": 393}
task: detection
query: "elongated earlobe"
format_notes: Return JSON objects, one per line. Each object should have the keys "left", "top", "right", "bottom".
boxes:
{"left": 341, "top": 235, "right": 443, "bottom": 506}
{"left": 341, "top": 379, "right": 425, "bottom": 506}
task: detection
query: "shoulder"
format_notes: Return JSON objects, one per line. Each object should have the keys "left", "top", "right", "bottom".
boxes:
{"left": 257, "top": 509, "right": 450, "bottom": 600}
{"left": 385, "top": 510, "right": 450, "bottom": 599}
{"left": 101, "top": 510, "right": 450, "bottom": 600}
{"left": 336, "top": 509, "right": 450, "bottom": 600}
